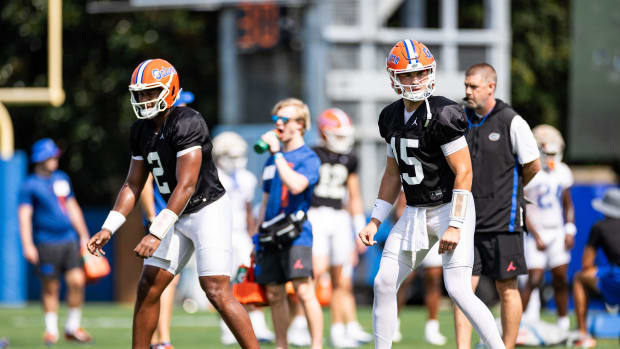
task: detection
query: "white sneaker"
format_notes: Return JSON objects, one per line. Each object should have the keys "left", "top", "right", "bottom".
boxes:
{"left": 220, "top": 319, "right": 237, "bottom": 345}
{"left": 346, "top": 322, "right": 372, "bottom": 344}
{"left": 288, "top": 327, "right": 312, "bottom": 347}
{"left": 249, "top": 310, "right": 274, "bottom": 343}
{"left": 256, "top": 328, "right": 275, "bottom": 343}
{"left": 392, "top": 318, "right": 402, "bottom": 343}
{"left": 424, "top": 329, "right": 447, "bottom": 346}
{"left": 331, "top": 334, "right": 359, "bottom": 348}
{"left": 424, "top": 320, "right": 447, "bottom": 346}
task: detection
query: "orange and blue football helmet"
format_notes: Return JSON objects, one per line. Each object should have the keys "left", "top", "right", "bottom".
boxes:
{"left": 386, "top": 40, "right": 436, "bottom": 102}
{"left": 129, "top": 58, "right": 181, "bottom": 119}
{"left": 318, "top": 108, "right": 355, "bottom": 154}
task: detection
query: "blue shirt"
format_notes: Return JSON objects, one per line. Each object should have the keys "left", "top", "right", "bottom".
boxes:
{"left": 18, "top": 171, "right": 77, "bottom": 244}
{"left": 260, "top": 145, "right": 320, "bottom": 247}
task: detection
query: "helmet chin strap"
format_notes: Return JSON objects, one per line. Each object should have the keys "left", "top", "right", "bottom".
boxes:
{"left": 424, "top": 98, "right": 431, "bottom": 127}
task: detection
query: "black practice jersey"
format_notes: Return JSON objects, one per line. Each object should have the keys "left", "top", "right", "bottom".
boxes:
{"left": 311, "top": 146, "right": 359, "bottom": 209}
{"left": 130, "top": 106, "right": 225, "bottom": 215}
{"left": 378, "top": 96, "right": 468, "bottom": 207}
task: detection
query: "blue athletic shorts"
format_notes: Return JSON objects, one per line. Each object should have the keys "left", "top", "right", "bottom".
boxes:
{"left": 597, "top": 265, "right": 620, "bottom": 305}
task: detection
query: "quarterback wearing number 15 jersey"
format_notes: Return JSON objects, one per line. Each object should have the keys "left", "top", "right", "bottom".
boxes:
{"left": 378, "top": 96, "right": 468, "bottom": 207}
{"left": 130, "top": 106, "right": 226, "bottom": 215}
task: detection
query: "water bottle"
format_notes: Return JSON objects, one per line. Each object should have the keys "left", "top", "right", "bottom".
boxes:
{"left": 253, "top": 129, "right": 280, "bottom": 154}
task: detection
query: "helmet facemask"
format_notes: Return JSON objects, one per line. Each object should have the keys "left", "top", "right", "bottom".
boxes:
{"left": 323, "top": 126, "right": 354, "bottom": 154}
{"left": 540, "top": 143, "right": 563, "bottom": 171}
{"left": 129, "top": 78, "right": 180, "bottom": 120}
{"left": 388, "top": 63, "right": 436, "bottom": 102}
{"left": 215, "top": 148, "right": 248, "bottom": 175}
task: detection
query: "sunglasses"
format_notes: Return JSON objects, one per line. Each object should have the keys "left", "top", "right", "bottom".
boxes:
{"left": 271, "top": 115, "right": 290, "bottom": 123}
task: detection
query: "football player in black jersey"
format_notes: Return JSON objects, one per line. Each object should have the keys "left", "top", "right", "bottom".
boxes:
{"left": 306, "top": 108, "right": 372, "bottom": 347}
{"left": 87, "top": 59, "right": 259, "bottom": 349}
{"left": 358, "top": 41, "right": 504, "bottom": 349}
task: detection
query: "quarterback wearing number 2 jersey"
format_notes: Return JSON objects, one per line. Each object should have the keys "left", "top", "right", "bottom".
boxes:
{"left": 358, "top": 40, "right": 505, "bottom": 349}
{"left": 87, "top": 58, "right": 259, "bottom": 349}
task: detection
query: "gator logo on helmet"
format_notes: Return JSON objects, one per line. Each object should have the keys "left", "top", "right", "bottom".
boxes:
{"left": 152, "top": 66, "right": 176, "bottom": 81}
{"left": 388, "top": 54, "right": 400, "bottom": 65}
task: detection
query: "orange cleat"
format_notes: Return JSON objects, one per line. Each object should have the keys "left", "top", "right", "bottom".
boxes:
{"left": 43, "top": 332, "right": 58, "bottom": 346}
{"left": 64, "top": 328, "right": 92, "bottom": 343}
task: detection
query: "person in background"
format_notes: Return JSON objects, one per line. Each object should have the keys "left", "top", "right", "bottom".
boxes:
{"left": 212, "top": 131, "right": 275, "bottom": 345}
{"left": 572, "top": 188, "right": 620, "bottom": 348}
{"left": 392, "top": 192, "right": 448, "bottom": 346}
{"left": 139, "top": 90, "right": 195, "bottom": 349}
{"left": 455, "top": 63, "right": 541, "bottom": 349}
{"left": 254, "top": 98, "right": 323, "bottom": 349}
{"left": 288, "top": 108, "right": 372, "bottom": 348}
{"left": 18, "top": 138, "right": 92, "bottom": 345}
{"left": 520, "top": 125, "right": 575, "bottom": 331}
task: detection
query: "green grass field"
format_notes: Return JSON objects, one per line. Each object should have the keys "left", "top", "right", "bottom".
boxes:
{"left": 0, "top": 303, "right": 617, "bottom": 348}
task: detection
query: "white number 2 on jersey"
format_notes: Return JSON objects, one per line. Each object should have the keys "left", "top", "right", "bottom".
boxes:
{"left": 314, "top": 163, "right": 349, "bottom": 200}
{"left": 147, "top": 152, "right": 171, "bottom": 194}
{"left": 391, "top": 137, "right": 424, "bottom": 185}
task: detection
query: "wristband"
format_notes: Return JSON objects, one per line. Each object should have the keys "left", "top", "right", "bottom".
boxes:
{"left": 449, "top": 189, "right": 470, "bottom": 229}
{"left": 353, "top": 214, "right": 367, "bottom": 234}
{"left": 274, "top": 152, "right": 284, "bottom": 160}
{"left": 101, "top": 210, "right": 126, "bottom": 235}
{"left": 149, "top": 208, "right": 179, "bottom": 240}
{"left": 371, "top": 199, "right": 392, "bottom": 223}
{"left": 564, "top": 222, "right": 577, "bottom": 236}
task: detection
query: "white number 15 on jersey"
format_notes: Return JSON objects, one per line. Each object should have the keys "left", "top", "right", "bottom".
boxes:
{"left": 390, "top": 137, "right": 424, "bottom": 185}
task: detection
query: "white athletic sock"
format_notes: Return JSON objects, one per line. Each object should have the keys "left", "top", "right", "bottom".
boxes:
{"left": 443, "top": 267, "right": 505, "bottom": 349}
{"left": 372, "top": 252, "right": 415, "bottom": 349}
{"left": 45, "top": 312, "right": 58, "bottom": 336}
{"left": 249, "top": 310, "right": 267, "bottom": 330}
{"left": 64, "top": 308, "right": 81, "bottom": 333}
{"left": 523, "top": 287, "right": 541, "bottom": 322}
{"left": 557, "top": 316, "right": 570, "bottom": 331}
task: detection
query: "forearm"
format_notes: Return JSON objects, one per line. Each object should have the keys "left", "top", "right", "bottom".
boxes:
{"left": 18, "top": 207, "right": 34, "bottom": 247}
{"left": 522, "top": 158, "right": 542, "bottom": 186}
{"left": 377, "top": 173, "right": 401, "bottom": 206}
{"left": 274, "top": 156, "right": 308, "bottom": 194}
{"left": 563, "top": 189, "right": 575, "bottom": 223}
{"left": 346, "top": 174, "right": 364, "bottom": 216}
{"left": 139, "top": 177, "right": 156, "bottom": 221}
{"left": 453, "top": 168, "right": 472, "bottom": 191}
{"left": 525, "top": 215, "right": 541, "bottom": 240}
{"left": 165, "top": 182, "right": 196, "bottom": 215}
{"left": 111, "top": 182, "right": 142, "bottom": 216}
{"left": 66, "top": 199, "right": 90, "bottom": 239}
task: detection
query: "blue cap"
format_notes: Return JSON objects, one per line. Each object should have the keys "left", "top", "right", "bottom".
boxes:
{"left": 174, "top": 91, "right": 194, "bottom": 106}
{"left": 31, "top": 138, "right": 61, "bottom": 163}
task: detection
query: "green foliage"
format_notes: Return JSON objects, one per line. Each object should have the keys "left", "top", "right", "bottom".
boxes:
{"left": 511, "top": 0, "right": 570, "bottom": 128}
{"left": 1, "top": 1, "right": 218, "bottom": 205}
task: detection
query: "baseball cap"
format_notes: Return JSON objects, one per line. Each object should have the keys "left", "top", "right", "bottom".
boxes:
{"left": 31, "top": 138, "right": 61, "bottom": 163}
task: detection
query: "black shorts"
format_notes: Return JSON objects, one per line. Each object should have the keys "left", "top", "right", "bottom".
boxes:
{"left": 254, "top": 245, "right": 313, "bottom": 285}
{"left": 473, "top": 232, "right": 527, "bottom": 280}
{"left": 36, "top": 241, "right": 83, "bottom": 278}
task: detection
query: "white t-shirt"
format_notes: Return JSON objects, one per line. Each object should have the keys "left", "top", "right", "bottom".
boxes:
{"left": 217, "top": 168, "right": 257, "bottom": 234}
